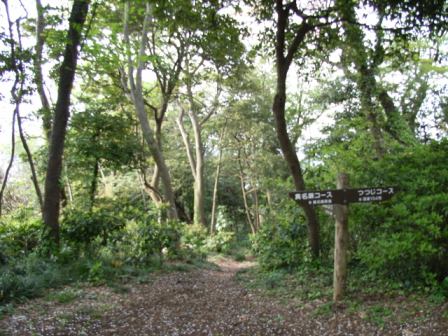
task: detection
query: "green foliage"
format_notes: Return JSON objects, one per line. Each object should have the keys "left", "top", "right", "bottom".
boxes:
{"left": 117, "top": 219, "right": 182, "bottom": 264}
{"left": 350, "top": 141, "right": 448, "bottom": 285}
{"left": 181, "top": 223, "right": 208, "bottom": 253}
{"left": 365, "top": 305, "right": 393, "bottom": 328}
{"left": 206, "top": 206, "right": 235, "bottom": 253}
{"left": 46, "top": 288, "right": 80, "bottom": 304}
{"left": 0, "top": 254, "right": 68, "bottom": 303}
{"left": 62, "top": 203, "right": 125, "bottom": 248}
{"left": 0, "top": 208, "right": 42, "bottom": 259}
{"left": 251, "top": 200, "right": 309, "bottom": 271}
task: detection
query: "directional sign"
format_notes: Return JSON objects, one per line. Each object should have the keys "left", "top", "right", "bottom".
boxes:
{"left": 289, "top": 187, "right": 397, "bottom": 205}
{"left": 345, "top": 187, "right": 396, "bottom": 204}
{"left": 289, "top": 190, "right": 343, "bottom": 205}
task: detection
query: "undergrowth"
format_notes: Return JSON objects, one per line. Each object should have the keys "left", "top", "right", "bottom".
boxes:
{"left": 236, "top": 261, "right": 448, "bottom": 327}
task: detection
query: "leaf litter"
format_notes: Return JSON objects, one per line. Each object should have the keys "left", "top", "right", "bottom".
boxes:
{"left": 0, "top": 258, "right": 446, "bottom": 335}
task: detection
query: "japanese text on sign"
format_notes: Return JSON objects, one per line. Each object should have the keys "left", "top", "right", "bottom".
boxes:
{"left": 289, "top": 187, "right": 396, "bottom": 205}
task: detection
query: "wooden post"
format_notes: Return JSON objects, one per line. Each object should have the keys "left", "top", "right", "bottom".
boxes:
{"left": 333, "top": 173, "right": 349, "bottom": 302}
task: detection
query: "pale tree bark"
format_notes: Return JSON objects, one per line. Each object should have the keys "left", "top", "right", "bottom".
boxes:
{"left": 1, "top": 1, "right": 43, "bottom": 214}
{"left": 42, "top": 0, "right": 90, "bottom": 247}
{"left": 0, "top": 112, "right": 16, "bottom": 217}
{"left": 210, "top": 119, "right": 227, "bottom": 234}
{"left": 177, "top": 102, "right": 206, "bottom": 226}
{"left": 273, "top": 0, "right": 320, "bottom": 257}
{"left": 123, "top": 1, "right": 177, "bottom": 219}
{"left": 176, "top": 57, "right": 221, "bottom": 227}
{"left": 237, "top": 151, "right": 256, "bottom": 235}
{"left": 35, "top": 0, "right": 52, "bottom": 140}
{"left": 147, "top": 18, "right": 184, "bottom": 198}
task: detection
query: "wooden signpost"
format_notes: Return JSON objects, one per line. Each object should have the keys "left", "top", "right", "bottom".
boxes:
{"left": 289, "top": 175, "right": 397, "bottom": 302}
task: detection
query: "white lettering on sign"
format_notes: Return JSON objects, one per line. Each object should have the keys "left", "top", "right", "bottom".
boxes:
{"left": 294, "top": 191, "right": 334, "bottom": 202}
{"left": 309, "top": 199, "right": 332, "bottom": 205}
{"left": 360, "top": 196, "right": 383, "bottom": 202}
{"left": 358, "top": 188, "right": 394, "bottom": 197}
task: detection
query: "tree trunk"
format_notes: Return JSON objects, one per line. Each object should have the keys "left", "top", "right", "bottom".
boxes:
{"left": 123, "top": 1, "right": 177, "bottom": 219}
{"left": 2, "top": 1, "right": 43, "bottom": 213}
{"left": 35, "top": 0, "right": 52, "bottom": 140}
{"left": 42, "top": 0, "right": 90, "bottom": 248}
{"left": 210, "top": 121, "right": 226, "bottom": 234}
{"left": 176, "top": 106, "right": 206, "bottom": 227}
{"left": 338, "top": 0, "right": 385, "bottom": 157}
{"left": 189, "top": 110, "right": 206, "bottom": 227}
{"left": 272, "top": 84, "right": 320, "bottom": 257}
{"left": 273, "top": 1, "right": 320, "bottom": 257}
{"left": 17, "top": 109, "right": 43, "bottom": 211}
{"left": 0, "top": 112, "right": 16, "bottom": 217}
{"left": 377, "top": 89, "right": 416, "bottom": 144}
{"left": 237, "top": 152, "right": 256, "bottom": 235}
{"left": 89, "top": 158, "right": 99, "bottom": 211}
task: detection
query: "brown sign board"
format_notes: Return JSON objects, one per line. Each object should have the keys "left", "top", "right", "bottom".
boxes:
{"left": 289, "top": 187, "right": 397, "bottom": 205}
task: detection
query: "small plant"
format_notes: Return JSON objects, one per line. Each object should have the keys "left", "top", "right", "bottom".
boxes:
{"left": 366, "top": 305, "right": 393, "bottom": 327}
{"left": 47, "top": 288, "right": 80, "bottom": 304}
{"left": 263, "top": 270, "right": 286, "bottom": 289}
{"left": 0, "top": 303, "right": 14, "bottom": 319}
{"left": 313, "top": 302, "right": 333, "bottom": 316}
{"left": 233, "top": 252, "right": 246, "bottom": 262}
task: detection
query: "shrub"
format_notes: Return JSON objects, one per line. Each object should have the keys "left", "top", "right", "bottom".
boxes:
{"left": 0, "top": 208, "right": 42, "bottom": 259}
{"left": 205, "top": 231, "right": 235, "bottom": 253}
{"left": 181, "top": 224, "right": 208, "bottom": 253}
{"left": 61, "top": 204, "right": 125, "bottom": 249}
{"left": 0, "top": 254, "right": 67, "bottom": 303}
{"left": 251, "top": 204, "right": 309, "bottom": 271}
{"left": 113, "top": 217, "right": 182, "bottom": 265}
{"left": 350, "top": 141, "right": 448, "bottom": 285}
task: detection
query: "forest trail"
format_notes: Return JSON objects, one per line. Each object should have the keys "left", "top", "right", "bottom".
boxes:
{"left": 1, "top": 257, "right": 447, "bottom": 336}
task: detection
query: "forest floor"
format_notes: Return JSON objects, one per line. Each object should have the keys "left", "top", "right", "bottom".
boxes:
{"left": 0, "top": 257, "right": 447, "bottom": 336}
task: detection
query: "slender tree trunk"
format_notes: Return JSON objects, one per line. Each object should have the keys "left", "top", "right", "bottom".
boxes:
{"left": 42, "top": 0, "right": 90, "bottom": 247}
{"left": 35, "top": 0, "right": 52, "bottom": 140}
{"left": 210, "top": 121, "right": 227, "bottom": 234}
{"left": 64, "top": 164, "right": 74, "bottom": 203}
{"left": 17, "top": 109, "right": 43, "bottom": 210}
{"left": 0, "top": 112, "right": 16, "bottom": 217}
{"left": 189, "top": 110, "right": 206, "bottom": 227}
{"left": 272, "top": 85, "right": 320, "bottom": 256}
{"left": 252, "top": 187, "right": 260, "bottom": 231}
{"left": 150, "top": 121, "right": 162, "bottom": 193}
{"left": 273, "top": 1, "right": 320, "bottom": 257}
{"left": 123, "top": 1, "right": 177, "bottom": 219}
{"left": 89, "top": 158, "right": 99, "bottom": 211}
{"left": 176, "top": 106, "right": 206, "bottom": 227}
{"left": 237, "top": 152, "right": 255, "bottom": 235}
{"left": 2, "top": 1, "right": 43, "bottom": 213}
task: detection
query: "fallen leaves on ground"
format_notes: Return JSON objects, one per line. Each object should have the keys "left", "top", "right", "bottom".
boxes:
{"left": 0, "top": 258, "right": 447, "bottom": 335}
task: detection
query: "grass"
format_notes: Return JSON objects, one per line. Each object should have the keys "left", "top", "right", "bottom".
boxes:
{"left": 0, "top": 245, "right": 212, "bottom": 311}
{"left": 47, "top": 288, "right": 81, "bottom": 304}
{"left": 236, "top": 262, "right": 447, "bottom": 329}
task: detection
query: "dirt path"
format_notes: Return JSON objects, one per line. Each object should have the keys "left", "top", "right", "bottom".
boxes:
{"left": 1, "top": 258, "right": 447, "bottom": 336}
